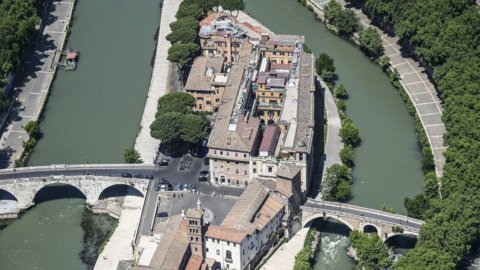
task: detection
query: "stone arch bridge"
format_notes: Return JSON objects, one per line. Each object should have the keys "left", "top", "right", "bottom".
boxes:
{"left": 0, "top": 164, "right": 153, "bottom": 216}
{"left": 301, "top": 199, "right": 424, "bottom": 241}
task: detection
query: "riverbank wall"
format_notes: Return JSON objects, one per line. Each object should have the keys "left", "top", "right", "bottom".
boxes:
{"left": 134, "top": 0, "right": 182, "bottom": 164}
{"left": 0, "top": 0, "right": 76, "bottom": 168}
{"left": 305, "top": 0, "right": 446, "bottom": 177}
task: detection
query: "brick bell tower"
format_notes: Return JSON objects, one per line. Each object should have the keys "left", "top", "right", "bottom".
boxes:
{"left": 186, "top": 197, "right": 204, "bottom": 257}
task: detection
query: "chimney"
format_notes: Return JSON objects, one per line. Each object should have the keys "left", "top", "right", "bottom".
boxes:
{"left": 226, "top": 32, "right": 232, "bottom": 65}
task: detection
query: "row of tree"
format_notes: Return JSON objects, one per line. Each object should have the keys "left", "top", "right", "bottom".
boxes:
{"left": 166, "top": 0, "right": 245, "bottom": 83}
{"left": 349, "top": 230, "right": 391, "bottom": 269}
{"left": 341, "top": 0, "right": 480, "bottom": 269}
{"left": 0, "top": 0, "right": 39, "bottom": 88}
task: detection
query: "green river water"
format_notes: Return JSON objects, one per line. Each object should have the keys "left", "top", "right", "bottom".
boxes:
{"left": 244, "top": 0, "right": 423, "bottom": 268}
{"left": 0, "top": 0, "right": 423, "bottom": 268}
{"left": 0, "top": 0, "right": 161, "bottom": 269}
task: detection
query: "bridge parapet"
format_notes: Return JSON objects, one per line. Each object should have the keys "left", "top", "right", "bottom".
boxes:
{"left": 0, "top": 175, "right": 149, "bottom": 216}
{"left": 301, "top": 199, "right": 424, "bottom": 241}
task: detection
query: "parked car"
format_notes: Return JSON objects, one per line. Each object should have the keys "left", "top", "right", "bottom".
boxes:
{"left": 159, "top": 158, "right": 169, "bottom": 166}
{"left": 157, "top": 212, "right": 168, "bottom": 218}
{"left": 145, "top": 175, "right": 154, "bottom": 180}
{"left": 200, "top": 170, "right": 209, "bottom": 177}
{"left": 183, "top": 183, "right": 189, "bottom": 190}
{"left": 203, "top": 157, "right": 209, "bottom": 166}
{"left": 154, "top": 184, "right": 160, "bottom": 191}
{"left": 121, "top": 173, "right": 133, "bottom": 178}
{"left": 134, "top": 173, "right": 145, "bottom": 178}
{"left": 191, "top": 184, "right": 197, "bottom": 192}
{"left": 160, "top": 184, "right": 167, "bottom": 192}
{"left": 175, "top": 183, "right": 183, "bottom": 191}
{"left": 198, "top": 176, "right": 208, "bottom": 182}
{"left": 167, "top": 184, "right": 173, "bottom": 191}
{"left": 159, "top": 178, "right": 169, "bottom": 185}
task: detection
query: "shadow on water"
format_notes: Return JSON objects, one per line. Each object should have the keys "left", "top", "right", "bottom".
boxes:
{"left": 34, "top": 184, "right": 86, "bottom": 204}
{"left": 0, "top": 189, "right": 17, "bottom": 201}
{"left": 385, "top": 234, "right": 417, "bottom": 250}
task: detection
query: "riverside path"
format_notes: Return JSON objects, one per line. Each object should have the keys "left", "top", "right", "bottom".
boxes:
{"left": 0, "top": 0, "right": 74, "bottom": 168}
{"left": 134, "top": 0, "right": 182, "bottom": 164}
{"left": 306, "top": 0, "right": 446, "bottom": 177}
{"left": 316, "top": 77, "right": 343, "bottom": 200}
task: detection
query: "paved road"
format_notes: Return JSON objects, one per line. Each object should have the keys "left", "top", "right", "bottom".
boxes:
{"left": 0, "top": 0, "right": 74, "bottom": 168}
{"left": 303, "top": 199, "right": 423, "bottom": 231}
{"left": 316, "top": 78, "right": 343, "bottom": 200}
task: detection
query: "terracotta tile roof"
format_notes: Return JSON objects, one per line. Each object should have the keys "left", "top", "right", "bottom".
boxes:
{"left": 259, "top": 125, "right": 280, "bottom": 154}
{"left": 205, "top": 225, "right": 248, "bottom": 243}
{"left": 276, "top": 164, "right": 302, "bottom": 180}
{"left": 185, "top": 255, "right": 203, "bottom": 270}
{"left": 253, "top": 196, "right": 284, "bottom": 230}
{"left": 270, "top": 63, "right": 291, "bottom": 70}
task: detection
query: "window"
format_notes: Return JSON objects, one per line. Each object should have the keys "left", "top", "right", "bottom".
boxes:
{"left": 253, "top": 162, "right": 256, "bottom": 165}
{"left": 268, "top": 167, "right": 273, "bottom": 173}
{"left": 235, "top": 169, "right": 239, "bottom": 174}
{"left": 226, "top": 152, "right": 229, "bottom": 156}
{"left": 244, "top": 154, "right": 247, "bottom": 158}
{"left": 206, "top": 100, "right": 211, "bottom": 105}
{"left": 214, "top": 150, "right": 217, "bottom": 154}
{"left": 253, "top": 168, "right": 257, "bottom": 173}
{"left": 236, "top": 179, "right": 240, "bottom": 186}
{"left": 220, "top": 151, "right": 223, "bottom": 155}
{"left": 197, "top": 97, "right": 203, "bottom": 101}
{"left": 234, "top": 243, "right": 236, "bottom": 247}
{"left": 227, "top": 241, "right": 230, "bottom": 246}
{"left": 226, "top": 250, "right": 233, "bottom": 262}
{"left": 206, "top": 248, "right": 209, "bottom": 252}
{"left": 216, "top": 250, "right": 220, "bottom": 255}
{"left": 299, "top": 153, "right": 303, "bottom": 161}
{"left": 244, "top": 170, "right": 247, "bottom": 175}
{"left": 245, "top": 181, "right": 248, "bottom": 187}
{"left": 235, "top": 153, "right": 238, "bottom": 157}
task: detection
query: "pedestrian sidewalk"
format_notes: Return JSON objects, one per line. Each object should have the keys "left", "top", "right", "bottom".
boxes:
{"left": 134, "top": 0, "right": 182, "bottom": 164}
{"left": 260, "top": 228, "right": 309, "bottom": 270}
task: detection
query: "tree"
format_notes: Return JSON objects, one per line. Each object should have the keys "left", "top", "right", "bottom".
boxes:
{"left": 334, "top": 83, "right": 348, "bottom": 99}
{"left": 150, "top": 112, "right": 185, "bottom": 144}
{"left": 349, "top": 230, "right": 391, "bottom": 269}
{"left": 340, "top": 144, "right": 354, "bottom": 167}
{"left": 176, "top": 2, "right": 203, "bottom": 19}
{"left": 335, "top": 9, "right": 360, "bottom": 37}
{"left": 24, "top": 120, "right": 40, "bottom": 138}
{"left": 166, "top": 27, "right": 197, "bottom": 44}
{"left": 220, "top": 0, "right": 245, "bottom": 16}
{"left": 423, "top": 172, "right": 438, "bottom": 199}
{"left": 170, "top": 17, "right": 200, "bottom": 32}
{"left": 123, "top": 147, "right": 141, "bottom": 163}
{"left": 293, "top": 247, "right": 312, "bottom": 270}
{"left": 315, "top": 53, "right": 337, "bottom": 84}
{"left": 321, "top": 164, "right": 352, "bottom": 201}
{"left": 404, "top": 194, "right": 429, "bottom": 219}
{"left": 381, "top": 204, "right": 396, "bottom": 214}
{"left": 180, "top": 114, "right": 209, "bottom": 144}
{"left": 156, "top": 92, "right": 195, "bottom": 118}
{"left": 339, "top": 118, "right": 360, "bottom": 146}
{"left": 378, "top": 55, "right": 390, "bottom": 70}
{"left": 167, "top": 42, "right": 199, "bottom": 82}
{"left": 0, "top": 93, "right": 8, "bottom": 111}
{"left": 359, "top": 27, "right": 384, "bottom": 58}
{"left": 324, "top": 0, "right": 342, "bottom": 25}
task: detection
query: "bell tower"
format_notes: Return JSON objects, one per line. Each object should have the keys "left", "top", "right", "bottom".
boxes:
{"left": 186, "top": 198, "right": 204, "bottom": 257}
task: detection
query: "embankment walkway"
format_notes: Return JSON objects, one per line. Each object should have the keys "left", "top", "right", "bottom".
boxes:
{"left": 0, "top": 0, "right": 74, "bottom": 168}
{"left": 260, "top": 228, "right": 309, "bottom": 270}
{"left": 306, "top": 0, "right": 446, "bottom": 177}
{"left": 316, "top": 78, "right": 343, "bottom": 200}
{"left": 134, "top": 0, "right": 182, "bottom": 164}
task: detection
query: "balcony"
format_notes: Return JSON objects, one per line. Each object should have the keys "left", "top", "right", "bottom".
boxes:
{"left": 258, "top": 102, "right": 282, "bottom": 109}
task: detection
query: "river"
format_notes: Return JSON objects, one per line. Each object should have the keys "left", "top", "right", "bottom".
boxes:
{"left": 0, "top": 0, "right": 161, "bottom": 269}
{"left": 244, "top": 0, "right": 423, "bottom": 268}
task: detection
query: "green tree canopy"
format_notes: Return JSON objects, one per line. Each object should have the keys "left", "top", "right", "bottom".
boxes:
{"left": 340, "top": 144, "right": 354, "bottom": 167}
{"left": 123, "top": 147, "right": 141, "bottom": 163}
{"left": 180, "top": 114, "right": 209, "bottom": 144}
{"left": 359, "top": 27, "right": 384, "bottom": 58}
{"left": 324, "top": 0, "right": 342, "bottom": 25}
{"left": 339, "top": 118, "right": 360, "bottom": 146}
{"left": 176, "top": 2, "right": 203, "bottom": 19}
{"left": 349, "top": 230, "right": 391, "bottom": 269}
{"left": 335, "top": 9, "right": 360, "bottom": 37}
{"left": 150, "top": 112, "right": 185, "bottom": 144}
{"left": 321, "top": 164, "right": 352, "bottom": 201}
{"left": 167, "top": 42, "right": 199, "bottom": 67}
{"left": 334, "top": 83, "right": 349, "bottom": 99}
{"left": 404, "top": 194, "right": 429, "bottom": 219}
{"left": 24, "top": 120, "right": 39, "bottom": 137}
{"left": 170, "top": 17, "right": 200, "bottom": 32}
{"left": 166, "top": 27, "right": 198, "bottom": 44}
{"left": 156, "top": 92, "right": 196, "bottom": 118}
{"left": 220, "top": 0, "right": 245, "bottom": 16}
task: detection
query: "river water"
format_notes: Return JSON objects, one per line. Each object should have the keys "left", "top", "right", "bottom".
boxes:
{"left": 244, "top": 0, "right": 423, "bottom": 268}
{"left": 0, "top": 0, "right": 161, "bottom": 269}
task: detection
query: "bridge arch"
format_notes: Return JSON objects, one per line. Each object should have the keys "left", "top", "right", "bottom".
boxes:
{"left": 384, "top": 232, "right": 419, "bottom": 243}
{"left": 302, "top": 212, "right": 355, "bottom": 231}
{"left": 0, "top": 189, "right": 18, "bottom": 215}
{"left": 33, "top": 183, "right": 87, "bottom": 204}
{"left": 97, "top": 184, "right": 144, "bottom": 201}
{"left": 362, "top": 224, "right": 379, "bottom": 234}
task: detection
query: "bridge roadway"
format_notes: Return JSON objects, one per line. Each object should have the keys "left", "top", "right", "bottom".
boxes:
{"left": 302, "top": 199, "right": 424, "bottom": 235}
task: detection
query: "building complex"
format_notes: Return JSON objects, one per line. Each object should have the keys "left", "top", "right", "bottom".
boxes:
{"left": 187, "top": 12, "right": 317, "bottom": 195}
